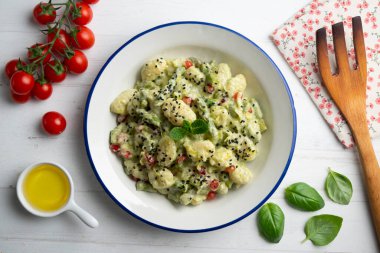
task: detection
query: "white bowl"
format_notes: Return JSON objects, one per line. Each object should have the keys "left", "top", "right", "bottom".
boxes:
{"left": 84, "top": 21, "right": 296, "bottom": 232}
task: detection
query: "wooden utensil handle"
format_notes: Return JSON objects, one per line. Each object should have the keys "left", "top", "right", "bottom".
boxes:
{"left": 351, "top": 122, "right": 380, "bottom": 243}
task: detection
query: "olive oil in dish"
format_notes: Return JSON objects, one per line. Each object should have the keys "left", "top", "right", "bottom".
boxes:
{"left": 23, "top": 163, "right": 71, "bottom": 212}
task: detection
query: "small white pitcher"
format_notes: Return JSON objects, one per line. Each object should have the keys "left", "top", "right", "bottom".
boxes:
{"left": 17, "top": 162, "right": 99, "bottom": 228}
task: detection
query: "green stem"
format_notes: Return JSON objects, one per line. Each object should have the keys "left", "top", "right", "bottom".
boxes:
{"left": 24, "top": 0, "right": 74, "bottom": 76}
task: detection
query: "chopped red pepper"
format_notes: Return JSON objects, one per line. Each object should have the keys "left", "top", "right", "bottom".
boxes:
{"left": 209, "top": 179, "right": 219, "bottom": 191}
{"left": 233, "top": 92, "right": 241, "bottom": 101}
{"left": 184, "top": 60, "right": 193, "bottom": 69}
{"left": 199, "top": 166, "right": 206, "bottom": 175}
{"left": 205, "top": 84, "right": 214, "bottom": 94}
{"left": 177, "top": 154, "right": 187, "bottom": 163}
{"left": 110, "top": 144, "right": 120, "bottom": 153}
{"left": 225, "top": 165, "right": 236, "bottom": 174}
{"left": 207, "top": 191, "right": 217, "bottom": 200}
{"left": 182, "top": 96, "right": 192, "bottom": 105}
{"left": 145, "top": 153, "right": 156, "bottom": 167}
{"left": 120, "top": 150, "right": 132, "bottom": 159}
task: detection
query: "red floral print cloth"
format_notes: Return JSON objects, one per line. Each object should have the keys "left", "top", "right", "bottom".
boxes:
{"left": 271, "top": 0, "right": 380, "bottom": 148}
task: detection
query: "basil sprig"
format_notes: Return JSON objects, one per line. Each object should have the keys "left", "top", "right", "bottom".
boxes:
{"left": 257, "top": 203, "right": 285, "bottom": 243}
{"left": 325, "top": 168, "right": 353, "bottom": 205}
{"left": 302, "top": 214, "right": 343, "bottom": 246}
{"left": 169, "top": 119, "right": 209, "bottom": 141}
{"left": 285, "top": 182, "right": 325, "bottom": 211}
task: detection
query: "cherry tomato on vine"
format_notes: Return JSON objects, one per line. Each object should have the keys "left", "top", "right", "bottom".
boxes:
{"left": 64, "top": 50, "right": 88, "bottom": 74}
{"left": 27, "top": 43, "right": 51, "bottom": 64}
{"left": 44, "top": 60, "right": 67, "bottom": 83}
{"left": 4, "top": 59, "right": 25, "bottom": 79}
{"left": 32, "top": 81, "right": 53, "bottom": 100}
{"left": 11, "top": 91, "right": 30, "bottom": 104}
{"left": 47, "top": 29, "right": 71, "bottom": 53}
{"left": 70, "top": 2, "right": 93, "bottom": 25}
{"left": 33, "top": 2, "right": 56, "bottom": 25}
{"left": 82, "top": 0, "right": 99, "bottom": 4}
{"left": 42, "top": 111, "right": 67, "bottom": 135}
{"left": 71, "top": 26, "right": 95, "bottom": 50}
{"left": 10, "top": 71, "right": 35, "bottom": 95}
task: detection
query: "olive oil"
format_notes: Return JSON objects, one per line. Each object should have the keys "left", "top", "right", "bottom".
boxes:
{"left": 23, "top": 164, "right": 70, "bottom": 212}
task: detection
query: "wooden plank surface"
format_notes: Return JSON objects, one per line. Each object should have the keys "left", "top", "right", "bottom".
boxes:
{"left": 0, "top": 0, "right": 378, "bottom": 252}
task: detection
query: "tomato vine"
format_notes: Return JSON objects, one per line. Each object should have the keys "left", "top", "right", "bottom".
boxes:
{"left": 5, "top": 0, "right": 97, "bottom": 103}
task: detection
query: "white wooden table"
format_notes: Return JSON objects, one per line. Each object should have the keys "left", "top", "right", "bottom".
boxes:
{"left": 0, "top": 0, "right": 379, "bottom": 252}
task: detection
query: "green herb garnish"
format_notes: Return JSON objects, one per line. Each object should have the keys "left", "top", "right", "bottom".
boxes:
{"left": 169, "top": 119, "right": 209, "bottom": 141}
{"left": 204, "top": 98, "right": 216, "bottom": 107}
{"left": 257, "top": 202, "right": 285, "bottom": 243}
{"left": 302, "top": 214, "right": 343, "bottom": 246}
{"left": 169, "top": 127, "right": 189, "bottom": 141}
{"left": 285, "top": 182, "right": 325, "bottom": 211}
{"left": 325, "top": 168, "right": 353, "bottom": 205}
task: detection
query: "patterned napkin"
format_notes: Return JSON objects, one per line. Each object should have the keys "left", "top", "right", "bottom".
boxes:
{"left": 271, "top": 0, "right": 380, "bottom": 148}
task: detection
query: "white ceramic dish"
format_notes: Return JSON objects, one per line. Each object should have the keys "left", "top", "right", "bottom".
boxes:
{"left": 84, "top": 21, "right": 296, "bottom": 232}
{"left": 17, "top": 162, "right": 99, "bottom": 228}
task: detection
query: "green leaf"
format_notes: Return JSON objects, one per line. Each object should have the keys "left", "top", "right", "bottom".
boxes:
{"left": 190, "top": 119, "right": 209, "bottom": 134}
{"left": 257, "top": 203, "right": 285, "bottom": 243}
{"left": 303, "top": 214, "right": 343, "bottom": 246}
{"left": 325, "top": 168, "right": 353, "bottom": 205}
{"left": 169, "top": 127, "right": 188, "bottom": 141}
{"left": 204, "top": 98, "right": 216, "bottom": 107}
{"left": 285, "top": 182, "right": 325, "bottom": 211}
{"left": 183, "top": 120, "right": 191, "bottom": 133}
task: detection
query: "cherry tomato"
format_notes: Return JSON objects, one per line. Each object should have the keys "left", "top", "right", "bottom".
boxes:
{"left": 42, "top": 111, "right": 66, "bottom": 135}
{"left": 71, "top": 26, "right": 95, "bottom": 50}
{"left": 70, "top": 2, "right": 93, "bottom": 25}
{"left": 4, "top": 59, "right": 25, "bottom": 79}
{"left": 182, "top": 96, "right": 192, "bottom": 105}
{"left": 207, "top": 191, "right": 217, "bottom": 201}
{"left": 10, "top": 71, "right": 35, "bottom": 95}
{"left": 32, "top": 81, "right": 53, "bottom": 100}
{"left": 27, "top": 43, "right": 51, "bottom": 64}
{"left": 33, "top": 2, "right": 56, "bottom": 25}
{"left": 83, "top": 0, "right": 99, "bottom": 4}
{"left": 44, "top": 60, "right": 67, "bottom": 83}
{"left": 209, "top": 179, "right": 219, "bottom": 191}
{"left": 11, "top": 91, "right": 30, "bottom": 104}
{"left": 225, "top": 165, "right": 236, "bottom": 174}
{"left": 47, "top": 29, "right": 71, "bottom": 53}
{"left": 64, "top": 50, "right": 88, "bottom": 74}
{"left": 184, "top": 60, "right": 193, "bottom": 69}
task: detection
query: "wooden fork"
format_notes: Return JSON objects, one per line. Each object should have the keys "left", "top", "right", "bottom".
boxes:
{"left": 316, "top": 16, "right": 380, "bottom": 243}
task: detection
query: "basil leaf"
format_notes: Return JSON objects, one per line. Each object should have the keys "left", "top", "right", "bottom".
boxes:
{"left": 325, "top": 168, "right": 353, "bottom": 205}
{"left": 303, "top": 214, "right": 343, "bottom": 246}
{"left": 190, "top": 119, "right": 209, "bottom": 134}
{"left": 205, "top": 98, "right": 216, "bottom": 107}
{"left": 257, "top": 202, "right": 285, "bottom": 243}
{"left": 169, "top": 127, "right": 188, "bottom": 141}
{"left": 285, "top": 182, "right": 325, "bottom": 211}
{"left": 182, "top": 120, "right": 191, "bottom": 133}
